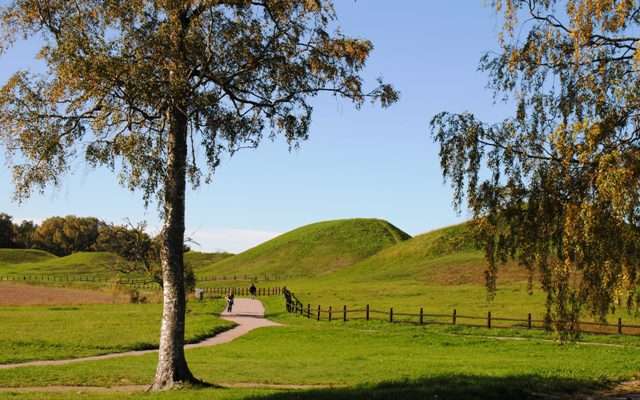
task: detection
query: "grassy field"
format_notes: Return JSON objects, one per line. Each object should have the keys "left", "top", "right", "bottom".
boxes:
{"left": 1, "top": 297, "right": 640, "bottom": 399}
{"left": 3, "top": 219, "right": 640, "bottom": 399}
{"left": 0, "top": 299, "right": 233, "bottom": 364}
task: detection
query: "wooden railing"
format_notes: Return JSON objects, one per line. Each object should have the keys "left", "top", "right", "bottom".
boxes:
{"left": 201, "top": 286, "right": 282, "bottom": 297}
{"left": 284, "top": 298, "right": 640, "bottom": 336}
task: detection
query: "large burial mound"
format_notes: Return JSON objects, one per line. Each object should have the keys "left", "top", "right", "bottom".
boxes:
{"left": 196, "top": 218, "right": 411, "bottom": 277}
{"left": 333, "top": 223, "right": 530, "bottom": 285}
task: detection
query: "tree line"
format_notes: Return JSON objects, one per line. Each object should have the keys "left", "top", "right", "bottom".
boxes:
{"left": 0, "top": 213, "right": 160, "bottom": 256}
{"left": 0, "top": 213, "right": 194, "bottom": 288}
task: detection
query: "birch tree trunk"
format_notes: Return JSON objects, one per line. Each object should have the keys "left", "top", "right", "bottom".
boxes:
{"left": 151, "top": 106, "right": 195, "bottom": 390}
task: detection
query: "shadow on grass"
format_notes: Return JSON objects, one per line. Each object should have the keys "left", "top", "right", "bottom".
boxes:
{"left": 245, "top": 374, "right": 610, "bottom": 400}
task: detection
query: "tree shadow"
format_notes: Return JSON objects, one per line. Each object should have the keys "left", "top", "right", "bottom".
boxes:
{"left": 244, "top": 374, "right": 610, "bottom": 400}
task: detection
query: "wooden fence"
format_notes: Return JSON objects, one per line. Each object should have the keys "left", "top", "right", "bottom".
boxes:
{"left": 202, "top": 286, "right": 282, "bottom": 297}
{"left": 198, "top": 274, "right": 299, "bottom": 282}
{"left": 0, "top": 273, "right": 297, "bottom": 285}
{"left": 283, "top": 297, "right": 640, "bottom": 336}
{"left": 0, "top": 274, "right": 160, "bottom": 286}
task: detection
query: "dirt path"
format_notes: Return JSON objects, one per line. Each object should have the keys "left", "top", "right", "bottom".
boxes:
{"left": 0, "top": 383, "right": 338, "bottom": 394}
{"left": 0, "top": 298, "right": 280, "bottom": 370}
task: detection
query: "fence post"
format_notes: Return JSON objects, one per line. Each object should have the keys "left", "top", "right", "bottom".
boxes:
{"left": 487, "top": 311, "right": 492, "bottom": 329}
{"left": 329, "top": 306, "right": 332, "bottom": 322}
{"left": 307, "top": 304, "right": 311, "bottom": 319}
{"left": 389, "top": 307, "right": 393, "bottom": 323}
{"left": 453, "top": 309, "right": 457, "bottom": 325}
{"left": 420, "top": 307, "right": 424, "bottom": 325}
{"left": 343, "top": 305, "right": 347, "bottom": 322}
{"left": 317, "top": 305, "right": 321, "bottom": 321}
{"left": 528, "top": 313, "right": 532, "bottom": 329}
{"left": 618, "top": 317, "right": 622, "bottom": 334}
{"left": 366, "top": 304, "right": 370, "bottom": 321}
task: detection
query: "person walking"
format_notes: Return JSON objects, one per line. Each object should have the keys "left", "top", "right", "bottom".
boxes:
{"left": 226, "top": 291, "right": 235, "bottom": 313}
{"left": 249, "top": 282, "right": 257, "bottom": 298}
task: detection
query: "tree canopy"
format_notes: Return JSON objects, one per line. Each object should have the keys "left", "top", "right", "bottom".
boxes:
{"left": 0, "top": 0, "right": 397, "bottom": 203}
{"left": 431, "top": 0, "right": 640, "bottom": 337}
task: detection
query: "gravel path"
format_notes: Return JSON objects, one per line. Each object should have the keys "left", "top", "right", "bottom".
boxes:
{"left": 0, "top": 298, "right": 280, "bottom": 370}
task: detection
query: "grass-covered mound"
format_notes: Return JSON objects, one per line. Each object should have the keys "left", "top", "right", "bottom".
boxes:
{"left": 0, "top": 251, "right": 124, "bottom": 276}
{"left": 0, "top": 248, "right": 56, "bottom": 265}
{"left": 185, "top": 251, "right": 234, "bottom": 271}
{"left": 196, "top": 218, "right": 411, "bottom": 277}
{"left": 0, "top": 249, "right": 232, "bottom": 278}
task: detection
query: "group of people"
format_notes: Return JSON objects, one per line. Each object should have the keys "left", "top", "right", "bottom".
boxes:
{"left": 224, "top": 282, "right": 258, "bottom": 312}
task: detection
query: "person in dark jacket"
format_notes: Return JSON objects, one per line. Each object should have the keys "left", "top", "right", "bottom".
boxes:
{"left": 226, "top": 292, "right": 235, "bottom": 312}
{"left": 249, "top": 283, "right": 257, "bottom": 298}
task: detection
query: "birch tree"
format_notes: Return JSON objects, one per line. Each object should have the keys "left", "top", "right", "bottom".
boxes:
{"left": 431, "top": 0, "right": 640, "bottom": 338}
{"left": 0, "top": 0, "right": 397, "bottom": 389}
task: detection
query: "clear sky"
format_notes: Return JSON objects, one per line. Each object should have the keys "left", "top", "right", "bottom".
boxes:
{"left": 0, "top": 1, "right": 513, "bottom": 253}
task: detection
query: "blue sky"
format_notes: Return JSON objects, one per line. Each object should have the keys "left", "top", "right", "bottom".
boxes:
{"left": 0, "top": 1, "right": 512, "bottom": 253}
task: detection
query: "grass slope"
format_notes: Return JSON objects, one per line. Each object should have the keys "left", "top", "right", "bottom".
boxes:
{"left": 0, "top": 252, "right": 124, "bottom": 276}
{"left": 0, "top": 250, "right": 232, "bottom": 277}
{"left": 196, "top": 219, "right": 410, "bottom": 277}
{"left": 331, "top": 223, "right": 483, "bottom": 283}
{"left": 0, "top": 249, "right": 56, "bottom": 265}
{"left": 325, "top": 222, "right": 528, "bottom": 285}
{"left": 185, "top": 251, "right": 234, "bottom": 271}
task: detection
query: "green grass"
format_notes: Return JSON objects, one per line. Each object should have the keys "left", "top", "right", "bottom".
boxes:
{"left": 3, "top": 220, "right": 640, "bottom": 399}
{"left": 0, "top": 250, "right": 231, "bottom": 280}
{"left": 0, "top": 249, "right": 56, "bottom": 265}
{"left": 0, "top": 299, "right": 233, "bottom": 364}
{"left": 1, "top": 298, "right": 639, "bottom": 399}
{"left": 0, "top": 251, "right": 124, "bottom": 277}
{"left": 195, "top": 219, "right": 410, "bottom": 277}
{"left": 0, "top": 389, "right": 281, "bottom": 400}
{"left": 196, "top": 222, "right": 640, "bottom": 327}
{"left": 186, "top": 251, "right": 234, "bottom": 272}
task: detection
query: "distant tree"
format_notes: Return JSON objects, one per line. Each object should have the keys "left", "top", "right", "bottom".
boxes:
{"left": 97, "top": 221, "right": 162, "bottom": 282}
{"left": 13, "top": 219, "right": 37, "bottom": 249}
{"left": 431, "top": 0, "right": 640, "bottom": 338}
{"left": 0, "top": 0, "right": 397, "bottom": 389}
{"left": 33, "top": 216, "right": 101, "bottom": 256}
{"left": 0, "top": 213, "right": 14, "bottom": 248}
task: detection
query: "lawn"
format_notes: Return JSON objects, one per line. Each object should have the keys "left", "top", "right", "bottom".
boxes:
{"left": 1, "top": 297, "right": 640, "bottom": 400}
{"left": 0, "top": 299, "right": 233, "bottom": 364}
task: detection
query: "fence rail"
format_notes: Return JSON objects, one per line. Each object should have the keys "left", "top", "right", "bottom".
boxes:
{"left": 201, "top": 286, "right": 282, "bottom": 298}
{"left": 197, "top": 274, "right": 301, "bottom": 282}
{"left": 0, "top": 273, "right": 298, "bottom": 286}
{"left": 0, "top": 274, "right": 160, "bottom": 287}
{"left": 282, "top": 295, "right": 639, "bottom": 336}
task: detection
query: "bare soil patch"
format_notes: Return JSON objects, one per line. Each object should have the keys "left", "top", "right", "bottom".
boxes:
{"left": 0, "top": 282, "right": 125, "bottom": 306}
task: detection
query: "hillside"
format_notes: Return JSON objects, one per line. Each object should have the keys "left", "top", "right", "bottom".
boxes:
{"left": 185, "top": 251, "right": 234, "bottom": 270}
{"left": 0, "top": 251, "right": 125, "bottom": 276}
{"left": 196, "top": 218, "right": 411, "bottom": 277}
{"left": 330, "top": 222, "right": 529, "bottom": 285}
{"left": 0, "top": 249, "right": 232, "bottom": 277}
{"left": 0, "top": 249, "right": 56, "bottom": 265}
